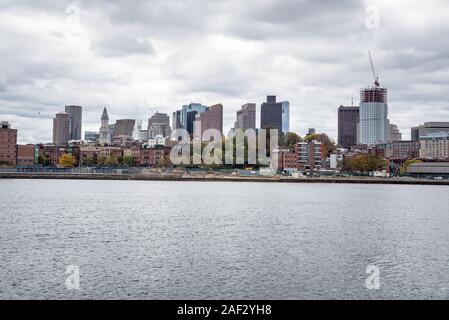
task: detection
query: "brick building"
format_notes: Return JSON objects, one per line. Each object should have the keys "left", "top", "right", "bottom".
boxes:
{"left": 140, "top": 146, "right": 171, "bottom": 167}
{"left": 123, "top": 147, "right": 141, "bottom": 166}
{"left": 297, "top": 140, "right": 324, "bottom": 173}
{"left": 0, "top": 121, "right": 17, "bottom": 166}
{"left": 375, "top": 141, "right": 421, "bottom": 160}
{"left": 17, "top": 144, "right": 36, "bottom": 166}
{"left": 277, "top": 149, "right": 298, "bottom": 172}
{"left": 36, "top": 144, "right": 69, "bottom": 167}
{"left": 79, "top": 146, "right": 123, "bottom": 165}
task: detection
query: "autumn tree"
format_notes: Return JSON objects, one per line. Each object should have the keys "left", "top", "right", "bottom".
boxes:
{"left": 58, "top": 154, "right": 76, "bottom": 168}
{"left": 340, "top": 156, "right": 354, "bottom": 172}
{"left": 401, "top": 159, "right": 423, "bottom": 174}
{"left": 352, "top": 155, "right": 386, "bottom": 173}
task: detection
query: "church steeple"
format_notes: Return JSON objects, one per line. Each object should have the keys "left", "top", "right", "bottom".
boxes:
{"left": 101, "top": 107, "right": 109, "bottom": 121}
{"left": 99, "top": 107, "right": 111, "bottom": 145}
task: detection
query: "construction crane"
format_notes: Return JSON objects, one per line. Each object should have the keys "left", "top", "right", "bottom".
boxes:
{"left": 368, "top": 51, "right": 380, "bottom": 87}
{"left": 144, "top": 99, "right": 158, "bottom": 116}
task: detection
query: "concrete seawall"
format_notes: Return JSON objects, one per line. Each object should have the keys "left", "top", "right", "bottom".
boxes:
{"left": 1, "top": 172, "right": 449, "bottom": 186}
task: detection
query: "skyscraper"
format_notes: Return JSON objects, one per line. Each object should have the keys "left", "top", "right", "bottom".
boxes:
{"left": 53, "top": 112, "right": 70, "bottom": 147}
{"left": 99, "top": 107, "right": 110, "bottom": 145}
{"left": 148, "top": 112, "right": 171, "bottom": 138}
{"left": 389, "top": 124, "right": 402, "bottom": 142}
{"left": 132, "top": 120, "right": 143, "bottom": 141}
{"left": 234, "top": 103, "right": 256, "bottom": 131}
{"left": 114, "top": 119, "right": 135, "bottom": 138}
{"left": 195, "top": 104, "right": 223, "bottom": 138}
{"left": 173, "top": 103, "right": 208, "bottom": 135}
{"left": 186, "top": 111, "right": 198, "bottom": 136}
{"left": 261, "top": 96, "right": 284, "bottom": 133}
{"left": 338, "top": 105, "right": 359, "bottom": 148}
{"left": 411, "top": 127, "right": 420, "bottom": 141}
{"left": 359, "top": 85, "right": 390, "bottom": 145}
{"left": 172, "top": 110, "right": 181, "bottom": 130}
{"left": 65, "top": 105, "right": 82, "bottom": 140}
{"left": 281, "top": 101, "right": 290, "bottom": 134}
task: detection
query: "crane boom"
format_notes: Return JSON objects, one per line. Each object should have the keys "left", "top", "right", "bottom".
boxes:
{"left": 144, "top": 100, "right": 157, "bottom": 115}
{"left": 368, "top": 51, "right": 380, "bottom": 87}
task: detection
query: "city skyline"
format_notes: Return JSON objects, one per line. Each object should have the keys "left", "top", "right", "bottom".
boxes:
{"left": 1, "top": 1, "right": 449, "bottom": 145}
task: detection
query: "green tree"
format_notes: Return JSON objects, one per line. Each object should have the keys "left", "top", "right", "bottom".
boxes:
{"left": 97, "top": 155, "right": 107, "bottom": 167}
{"left": 58, "top": 154, "right": 76, "bottom": 168}
{"left": 283, "top": 132, "right": 302, "bottom": 150}
{"left": 123, "top": 155, "right": 134, "bottom": 167}
{"left": 83, "top": 156, "right": 96, "bottom": 167}
{"left": 38, "top": 155, "right": 50, "bottom": 166}
{"left": 107, "top": 155, "right": 119, "bottom": 167}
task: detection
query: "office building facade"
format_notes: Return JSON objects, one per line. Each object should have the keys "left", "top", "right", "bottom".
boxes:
{"left": 148, "top": 112, "right": 171, "bottom": 138}
{"left": 411, "top": 122, "right": 449, "bottom": 141}
{"left": 234, "top": 103, "right": 256, "bottom": 131}
{"left": 181, "top": 103, "right": 208, "bottom": 135}
{"left": 195, "top": 104, "right": 223, "bottom": 138}
{"left": 389, "top": 124, "right": 402, "bottom": 142}
{"left": 65, "top": 105, "right": 82, "bottom": 140}
{"left": 114, "top": 119, "right": 135, "bottom": 138}
{"left": 338, "top": 106, "right": 359, "bottom": 148}
{"left": 359, "top": 86, "right": 390, "bottom": 145}
{"left": 420, "top": 134, "right": 449, "bottom": 160}
{"left": 53, "top": 112, "right": 70, "bottom": 147}
{"left": 172, "top": 110, "right": 182, "bottom": 130}
{"left": 261, "top": 96, "right": 283, "bottom": 133}
{"left": 281, "top": 101, "right": 290, "bottom": 133}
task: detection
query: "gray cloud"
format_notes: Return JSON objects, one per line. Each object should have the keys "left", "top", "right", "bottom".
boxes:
{"left": 0, "top": 81, "right": 7, "bottom": 93}
{"left": 1, "top": 0, "right": 449, "bottom": 144}
{"left": 92, "top": 34, "right": 155, "bottom": 57}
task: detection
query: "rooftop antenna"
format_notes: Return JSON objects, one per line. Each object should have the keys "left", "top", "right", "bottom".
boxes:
{"left": 368, "top": 51, "right": 380, "bottom": 87}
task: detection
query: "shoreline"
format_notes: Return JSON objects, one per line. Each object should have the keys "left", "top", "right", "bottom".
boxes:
{"left": 1, "top": 172, "right": 448, "bottom": 186}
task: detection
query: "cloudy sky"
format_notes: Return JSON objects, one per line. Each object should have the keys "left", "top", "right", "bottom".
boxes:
{"left": 1, "top": 0, "right": 449, "bottom": 144}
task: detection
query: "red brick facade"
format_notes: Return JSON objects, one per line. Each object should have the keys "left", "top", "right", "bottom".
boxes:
{"left": 17, "top": 144, "right": 35, "bottom": 166}
{"left": 0, "top": 127, "right": 17, "bottom": 166}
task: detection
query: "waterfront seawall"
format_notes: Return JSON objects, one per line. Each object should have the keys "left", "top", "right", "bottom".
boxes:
{"left": 1, "top": 172, "right": 449, "bottom": 185}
